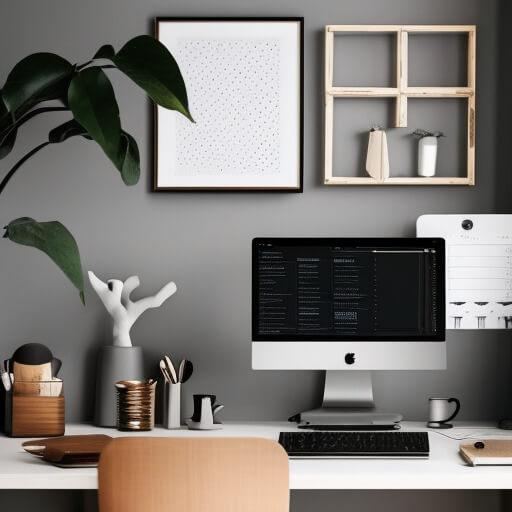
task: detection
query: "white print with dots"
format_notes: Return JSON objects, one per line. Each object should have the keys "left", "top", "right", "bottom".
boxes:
{"left": 175, "top": 38, "right": 281, "bottom": 176}
{"left": 156, "top": 21, "right": 300, "bottom": 188}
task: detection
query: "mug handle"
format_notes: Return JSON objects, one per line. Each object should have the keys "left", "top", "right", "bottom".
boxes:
{"left": 443, "top": 398, "right": 461, "bottom": 423}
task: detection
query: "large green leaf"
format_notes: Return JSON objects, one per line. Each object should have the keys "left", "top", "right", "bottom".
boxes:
{"left": 68, "top": 67, "right": 121, "bottom": 162}
{"left": 117, "top": 131, "right": 140, "bottom": 185}
{"left": 94, "top": 44, "right": 115, "bottom": 60}
{"left": 0, "top": 90, "right": 17, "bottom": 158}
{"left": 0, "top": 90, "right": 7, "bottom": 121}
{"left": 0, "top": 126, "right": 17, "bottom": 159}
{"left": 2, "top": 53, "right": 73, "bottom": 116}
{"left": 0, "top": 91, "right": 16, "bottom": 158}
{"left": 0, "top": 91, "right": 12, "bottom": 135}
{"left": 48, "top": 119, "right": 88, "bottom": 143}
{"left": 112, "top": 35, "right": 193, "bottom": 121}
{"left": 3, "top": 217, "right": 85, "bottom": 303}
{"left": 48, "top": 120, "right": 139, "bottom": 184}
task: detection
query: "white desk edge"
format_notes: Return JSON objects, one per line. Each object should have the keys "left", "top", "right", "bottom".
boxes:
{"left": 1, "top": 421, "right": 512, "bottom": 490}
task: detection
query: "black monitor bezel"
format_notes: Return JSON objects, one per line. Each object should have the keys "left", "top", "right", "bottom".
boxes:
{"left": 252, "top": 237, "right": 445, "bottom": 342}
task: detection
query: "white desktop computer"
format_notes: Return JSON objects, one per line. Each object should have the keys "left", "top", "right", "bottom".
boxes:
{"left": 252, "top": 238, "right": 446, "bottom": 429}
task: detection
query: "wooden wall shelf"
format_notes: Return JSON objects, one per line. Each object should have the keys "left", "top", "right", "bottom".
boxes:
{"left": 324, "top": 25, "right": 476, "bottom": 186}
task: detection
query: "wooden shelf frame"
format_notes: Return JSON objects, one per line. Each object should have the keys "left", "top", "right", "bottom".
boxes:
{"left": 324, "top": 25, "right": 476, "bottom": 186}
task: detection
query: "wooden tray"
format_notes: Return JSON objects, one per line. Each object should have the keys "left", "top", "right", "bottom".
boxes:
{"left": 22, "top": 434, "right": 112, "bottom": 467}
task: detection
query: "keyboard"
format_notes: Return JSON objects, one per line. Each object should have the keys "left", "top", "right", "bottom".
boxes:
{"left": 279, "top": 431, "right": 429, "bottom": 458}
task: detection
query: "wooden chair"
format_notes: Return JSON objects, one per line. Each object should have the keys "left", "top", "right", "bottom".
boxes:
{"left": 98, "top": 437, "right": 289, "bottom": 512}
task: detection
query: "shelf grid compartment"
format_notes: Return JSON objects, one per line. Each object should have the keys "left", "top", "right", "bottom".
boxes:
{"left": 324, "top": 25, "right": 476, "bottom": 186}
{"left": 332, "top": 98, "right": 467, "bottom": 181}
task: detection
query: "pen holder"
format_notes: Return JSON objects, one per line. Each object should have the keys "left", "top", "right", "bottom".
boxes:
{"left": 5, "top": 380, "right": 65, "bottom": 437}
{"left": 163, "top": 382, "right": 181, "bottom": 429}
{"left": 116, "top": 380, "right": 156, "bottom": 431}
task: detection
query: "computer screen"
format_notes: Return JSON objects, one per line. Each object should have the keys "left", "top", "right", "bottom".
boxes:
{"left": 253, "top": 238, "right": 445, "bottom": 342}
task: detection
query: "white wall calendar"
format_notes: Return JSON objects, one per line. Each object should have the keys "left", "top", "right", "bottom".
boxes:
{"left": 417, "top": 214, "right": 512, "bottom": 330}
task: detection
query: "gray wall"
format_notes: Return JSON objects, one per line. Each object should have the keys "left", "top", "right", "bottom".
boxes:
{"left": 0, "top": 0, "right": 509, "bottom": 510}
{"left": 0, "top": 0, "right": 506, "bottom": 424}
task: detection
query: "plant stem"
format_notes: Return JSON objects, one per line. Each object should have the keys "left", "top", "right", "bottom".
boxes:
{"left": 0, "top": 141, "right": 50, "bottom": 195}
{"left": 1, "top": 107, "right": 68, "bottom": 142}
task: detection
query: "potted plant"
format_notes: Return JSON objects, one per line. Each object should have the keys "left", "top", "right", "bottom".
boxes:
{"left": 0, "top": 35, "right": 193, "bottom": 302}
{"left": 411, "top": 129, "right": 445, "bottom": 177}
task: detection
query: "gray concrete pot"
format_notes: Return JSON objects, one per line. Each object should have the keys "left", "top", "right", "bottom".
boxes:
{"left": 94, "top": 345, "right": 144, "bottom": 427}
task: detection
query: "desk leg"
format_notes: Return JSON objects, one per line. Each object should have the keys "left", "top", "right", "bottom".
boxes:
{"left": 502, "top": 490, "right": 512, "bottom": 512}
{"left": 291, "top": 490, "right": 503, "bottom": 512}
{"left": 82, "top": 491, "right": 98, "bottom": 512}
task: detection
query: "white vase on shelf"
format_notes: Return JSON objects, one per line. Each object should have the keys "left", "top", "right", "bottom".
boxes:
{"left": 418, "top": 136, "right": 438, "bottom": 177}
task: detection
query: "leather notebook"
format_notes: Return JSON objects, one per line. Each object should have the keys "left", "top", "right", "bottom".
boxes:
{"left": 460, "top": 440, "right": 512, "bottom": 466}
{"left": 22, "top": 434, "right": 112, "bottom": 467}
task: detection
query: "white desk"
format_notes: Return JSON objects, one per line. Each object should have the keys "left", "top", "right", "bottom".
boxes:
{"left": 1, "top": 422, "right": 512, "bottom": 490}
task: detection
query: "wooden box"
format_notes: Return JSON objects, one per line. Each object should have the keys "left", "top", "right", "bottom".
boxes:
{"left": 5, "top": 393, "right": 65, "bottom": 437}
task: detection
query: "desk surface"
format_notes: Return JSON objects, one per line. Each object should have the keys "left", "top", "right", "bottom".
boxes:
{"left": 1, "top": 422, "right": 512, "bottom": 490}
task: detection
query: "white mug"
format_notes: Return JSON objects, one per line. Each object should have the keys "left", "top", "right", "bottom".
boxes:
{"left": 428, "top": 397, "right": 461, "bottom": 429}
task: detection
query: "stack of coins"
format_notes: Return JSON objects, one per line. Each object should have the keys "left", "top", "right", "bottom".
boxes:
{"left": 115, "top": 380, "right": 156, "bottom": 431}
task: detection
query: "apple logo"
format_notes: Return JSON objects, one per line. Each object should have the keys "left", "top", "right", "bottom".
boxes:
{"left": 345, "top": 352, "right": 356, "bottom": 365}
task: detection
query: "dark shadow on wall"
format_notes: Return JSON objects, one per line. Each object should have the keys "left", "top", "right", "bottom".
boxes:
{"left": 497, "top": 0, "right": 512, "bottom": 212}
{"left": 496, "top": 0, "right": 512, "bottom": 425}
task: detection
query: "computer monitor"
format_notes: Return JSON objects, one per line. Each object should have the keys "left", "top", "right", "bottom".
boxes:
{"left": 252, "top": 238, "right": 446, "bottom": 428}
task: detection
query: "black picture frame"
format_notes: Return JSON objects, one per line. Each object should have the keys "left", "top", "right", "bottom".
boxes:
{"left": 154, "top": 17, "right": 304, "bottom": 192}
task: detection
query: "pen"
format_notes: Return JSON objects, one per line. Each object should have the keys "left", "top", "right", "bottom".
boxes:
{"left": 1, "top": 370, "right": 11, "bottom": 392}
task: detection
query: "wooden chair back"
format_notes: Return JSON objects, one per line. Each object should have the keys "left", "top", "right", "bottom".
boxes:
{"left": 98, "top": 437, "right": 289, "bottom": 512}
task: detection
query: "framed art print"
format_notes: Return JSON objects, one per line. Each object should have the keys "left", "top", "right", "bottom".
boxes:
{"left": 154, "top": 17, "right": 303, "bottom": 191}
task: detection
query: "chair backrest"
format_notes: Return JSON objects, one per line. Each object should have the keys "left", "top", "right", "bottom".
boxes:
{"left": 98, "top": 437, "right": 289, "bottom": 512}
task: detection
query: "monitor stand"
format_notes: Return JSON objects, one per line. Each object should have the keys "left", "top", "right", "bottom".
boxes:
{"left": 297, "top": 371, "right": 402, "bottom": 430}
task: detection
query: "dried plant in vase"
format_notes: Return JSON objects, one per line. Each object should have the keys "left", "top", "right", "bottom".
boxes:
{"left": 88, "top": 271, "right": 178, "bottom": 427}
